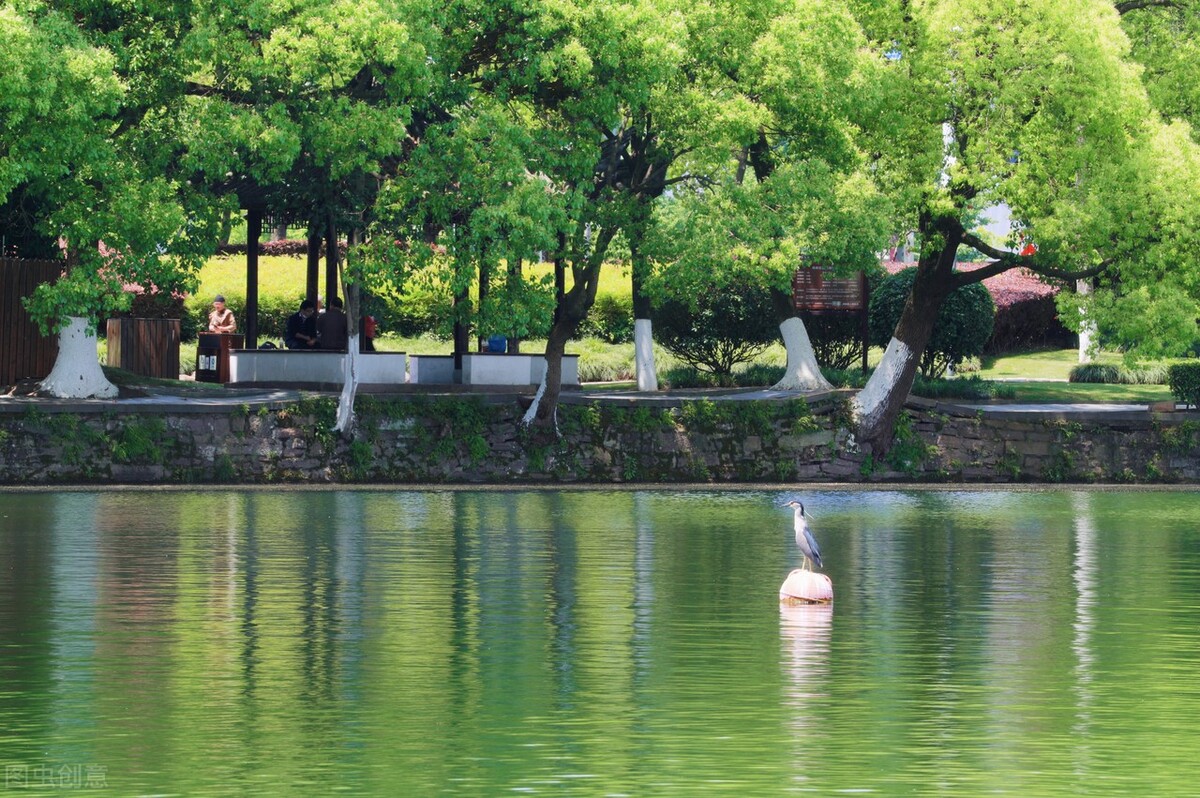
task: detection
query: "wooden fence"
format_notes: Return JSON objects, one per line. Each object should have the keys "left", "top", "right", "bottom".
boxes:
{"left": 0, "top": 257, "right": 61, "bottom": 386}
{"left": 107, "top": 317, "right": 180, "bottom": 379}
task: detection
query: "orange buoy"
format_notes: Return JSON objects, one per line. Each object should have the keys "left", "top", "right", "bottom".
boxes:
{"left": 779, "top": 569, "right": 833, "bottom": 605}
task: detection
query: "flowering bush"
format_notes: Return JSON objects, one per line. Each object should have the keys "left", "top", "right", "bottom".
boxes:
{"left": 215, "top": 239, "right": 348, "bottom": 257}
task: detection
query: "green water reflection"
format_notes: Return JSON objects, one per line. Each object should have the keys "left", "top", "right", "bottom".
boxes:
{"left": 2, "top": 489, "right": 1199, "bottom": 796}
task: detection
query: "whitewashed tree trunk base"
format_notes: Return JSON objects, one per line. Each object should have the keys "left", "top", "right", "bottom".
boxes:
{"left": 634, "top": 318, "right": 658, "bottom": 392}
{"left": 851, "top": 336, "right": 915, "bottom": 430}
{"left": 521, "top": 374, "right": 548, "bottom": 426}
{"left": 771, "top": 317, "right": 833, "bottom": 392}
{"left": 40, "top": 317, "right": 118, "bottom": 399}
{"left": 1077, "top": 279, "right": 1095, "bottom": 364}
{"left": 334, "top": 335, "right": 360, "bottom": 434}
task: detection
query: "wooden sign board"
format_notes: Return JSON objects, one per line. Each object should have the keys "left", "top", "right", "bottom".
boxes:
{"left": 792, "top": 265, "right": 866, "bottom": 313}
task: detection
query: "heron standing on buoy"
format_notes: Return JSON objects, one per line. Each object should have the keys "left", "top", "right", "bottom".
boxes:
{"left": 785, "top": 500, "right": 822, "bottom": 571}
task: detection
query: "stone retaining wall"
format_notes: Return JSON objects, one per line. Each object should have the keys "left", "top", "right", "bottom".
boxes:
{"left": 1, "top": 394, "right": 1197, "bottom": 484}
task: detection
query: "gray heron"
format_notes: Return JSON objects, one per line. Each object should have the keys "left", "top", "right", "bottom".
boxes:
{"left": 785, "top": 500, "right": 822, "bottom": 571}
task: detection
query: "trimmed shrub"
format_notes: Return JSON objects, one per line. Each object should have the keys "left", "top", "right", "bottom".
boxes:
{"left": 652, "top": 273, "right": 779, "bottom": 375}
{"left": 869, "top": 267, "right": 995, "bottom": 378}
{"left": 575, "top": 347, "right": 635, "bottom": 382}
{"left": 987, "top": 295, "right": 1073, "bottom": 354}
{"left": 911, "top": 374, "right": 1015, "bottom": 400}
{"left": 1167, "top": 362, "right": 1200, "bottom": 407}
{"left": 578, "top": 293, "right": 634, "bottom": 344}
{"left": 386, "top": 284, "right": 451, "bottom": 338}
{"left": 660, "top": 366, "right": 738, "bottom": 389}
{"left": 1070, "top": 362, "right": 1169, "bottom": 385}
{"left": 803, "top": 312, "right": 865, "bottom": 371}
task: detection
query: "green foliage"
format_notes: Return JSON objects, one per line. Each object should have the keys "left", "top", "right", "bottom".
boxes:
{"left": 805, "top": 313, "right": 867, "bottom": 371}
{"left": 870, "top": 268, "right": 996, "bottom": 378}
{"left": 346, "top": 439, "right": 374, "bottom": 479}
{"left": 675, "top": 397, "right": 815, "bottom": 439}
{"left": 111, "top": 417, "right": 168, "bottom": 464}
{"left": 1043, "top": 450, "right": 1078, "bottom": 484}
{"left": 628, "top": 405, "right": 675, "bottom": 434}
{"left": 213, "top": 454, "right": 236, "bottom": 482}
{"left": 678, "top": 399, "right": 722, "bottom": 433}
{"left": 578, "top": 294, "right": 634, "bottom": 344}
{"left": 910, "top": 375, "right": 1016, "bottom": 401}
{"left": 652, "top": 271, "right": 779, "bottom": 375}
{"left": 1158, "top": 420, "right": 1199, "bottom": 454}
{"left": 885, "top": 412, "right": 934, "bottom": 478}
{"left": 1070, "top": 362, "right": 1169, "bottom": 385}
{"left": 1167, "top": 362, "right": 1200, "bottom": 406}
{"left": 996, "top": 451, "right": 1023, "bottom": 481}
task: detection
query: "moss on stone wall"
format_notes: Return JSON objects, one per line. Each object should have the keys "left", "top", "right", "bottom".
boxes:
{"left": 1, "top": 397, "right": 1198, "bottom": 485}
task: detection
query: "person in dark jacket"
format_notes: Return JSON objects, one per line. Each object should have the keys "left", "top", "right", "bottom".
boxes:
{"left": 285, "top": 299, "right": 318, "bottom": 349}
{"left": 317, "top": 296, "right": 348, "bottom": 351}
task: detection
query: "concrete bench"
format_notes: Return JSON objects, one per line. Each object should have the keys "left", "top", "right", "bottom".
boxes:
{"left": 229, "top": 349, "right": 407, "bottom": 387}
{"left": 408, "top": 353, "right": 579, "bottom": 386}
{"left": 408, "top": 354, "right": 455, "bottom": 385}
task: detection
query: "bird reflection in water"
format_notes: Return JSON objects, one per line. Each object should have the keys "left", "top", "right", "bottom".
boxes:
{"left": 780, "top": 603, "right": 833, "bottom": 784}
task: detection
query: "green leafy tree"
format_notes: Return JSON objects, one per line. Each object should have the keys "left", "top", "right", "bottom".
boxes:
{"left": 847, "top": 0, "right": 1200, "bottom": 452}
{"left": 652, "top": 270, "right": 780, "bottom": 375}
{"left": 3, "top": 4, "right": 217, "bottom": 397}
{"left": 642, "top": 0, "right": 892, "bottom": 393}
{"left": 869, "top": 267, "right": 995, "bottom": 378}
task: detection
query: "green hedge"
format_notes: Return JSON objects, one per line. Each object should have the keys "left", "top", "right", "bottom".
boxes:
{"left": 652, "top": 273, "right": 778, "bottom": 375}
{"left": 1070, "top": 362, "right": 1169, "bottom": 385}
{"left": 1167, "top": 362, "right": 1200, "bottom": 407}
{"left": 577, "top": 293, "right": 634, "bottom": 344}
{"left": 869, "top": 267, "right": 995, "bottom": 378}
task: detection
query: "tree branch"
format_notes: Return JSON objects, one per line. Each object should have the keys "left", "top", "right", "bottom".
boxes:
{"left": 951, "top": 231, "right": 1111, "bottom": 287}
{"left": 184, "top": 81, "right": 260, "bottom": 105}
{"left": 1116, "top": 0, "right": 1180, "bottom": 14}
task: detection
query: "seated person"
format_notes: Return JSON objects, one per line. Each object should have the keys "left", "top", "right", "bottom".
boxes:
{"left": 360, "top": 314, "right": 377, "bottom": 352}
{"left": 285, "top": 299, "right": 318, "bottom": 349}
{"left": 208, "top": 295, "right": 237, "bottom": 334}
{"left": 317, "top": 296, "right": 349, "bottom": 351}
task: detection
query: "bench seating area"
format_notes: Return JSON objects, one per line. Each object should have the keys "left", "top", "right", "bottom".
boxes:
{"left": 228, "top": 350, "right": 579, "bottom": 388}
{"left": 229, "top": 349, "right": 408, "bottom": 387}
{"left": 410, "top": 353, "right": 579, "bottom": 386}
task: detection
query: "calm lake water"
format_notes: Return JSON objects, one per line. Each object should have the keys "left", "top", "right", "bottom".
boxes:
{"left": 2, "top": 488, "right": 1200, "bottom": 796}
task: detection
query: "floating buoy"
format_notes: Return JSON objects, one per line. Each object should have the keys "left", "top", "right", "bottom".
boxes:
{"left": 779, "top": 569, "right": 833, "bottom": 605}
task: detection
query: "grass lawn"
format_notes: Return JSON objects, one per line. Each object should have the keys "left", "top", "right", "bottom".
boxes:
{"left": 975, "top": 348, "right": 1175, "bottom": 402}
{"left": 977, "top": 348, "right": 1123, "bottom": 381}
{"left": 999, "top": 381, "right": 1173, "bottom": 404}
{"left": 198, "top": 254, "right": 636, "bottom": 301}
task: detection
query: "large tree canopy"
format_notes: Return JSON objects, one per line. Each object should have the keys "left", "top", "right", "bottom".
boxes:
{"left": 2, "top": 3, "right": 214, "bottom": 330}
{"left": 846, "top": 0, "right": 1200, "bottom": 450}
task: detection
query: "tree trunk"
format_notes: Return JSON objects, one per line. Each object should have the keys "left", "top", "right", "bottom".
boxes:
{"left": 852, "top": 237, "right": 956, "bottom": 452}
{"left": 772, "top": 317, "right": 833, "bottom": 391}
{"left": 768, "top": 287, "right": 831, "bottom": 391}
{"left": 1077, "top": 278, "right": 1095, "bottom": 363}
{"left": 507, "top": 257, "right": 522, "bottom": 354}
{"left": 629, "top": 224, "right": 658, "bottom": 391}
{"left": 522, "top": 313, "right": 574, "bottom": 427}
{"left": 218, "top": 208, "right": 233, "bottom": 246}
{"left": 523, "top": 229, "right": 616, "bottom": 428}
{"left": 40, "top": 317, "right": 118, "bottom": 398}
{"left": 334, "top": 231, "right": 362, "bottom": 435}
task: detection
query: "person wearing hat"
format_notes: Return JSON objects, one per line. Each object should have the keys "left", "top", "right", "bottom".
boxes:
{"left": 208, "top": 295, "right": 237, "bottom": 334}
